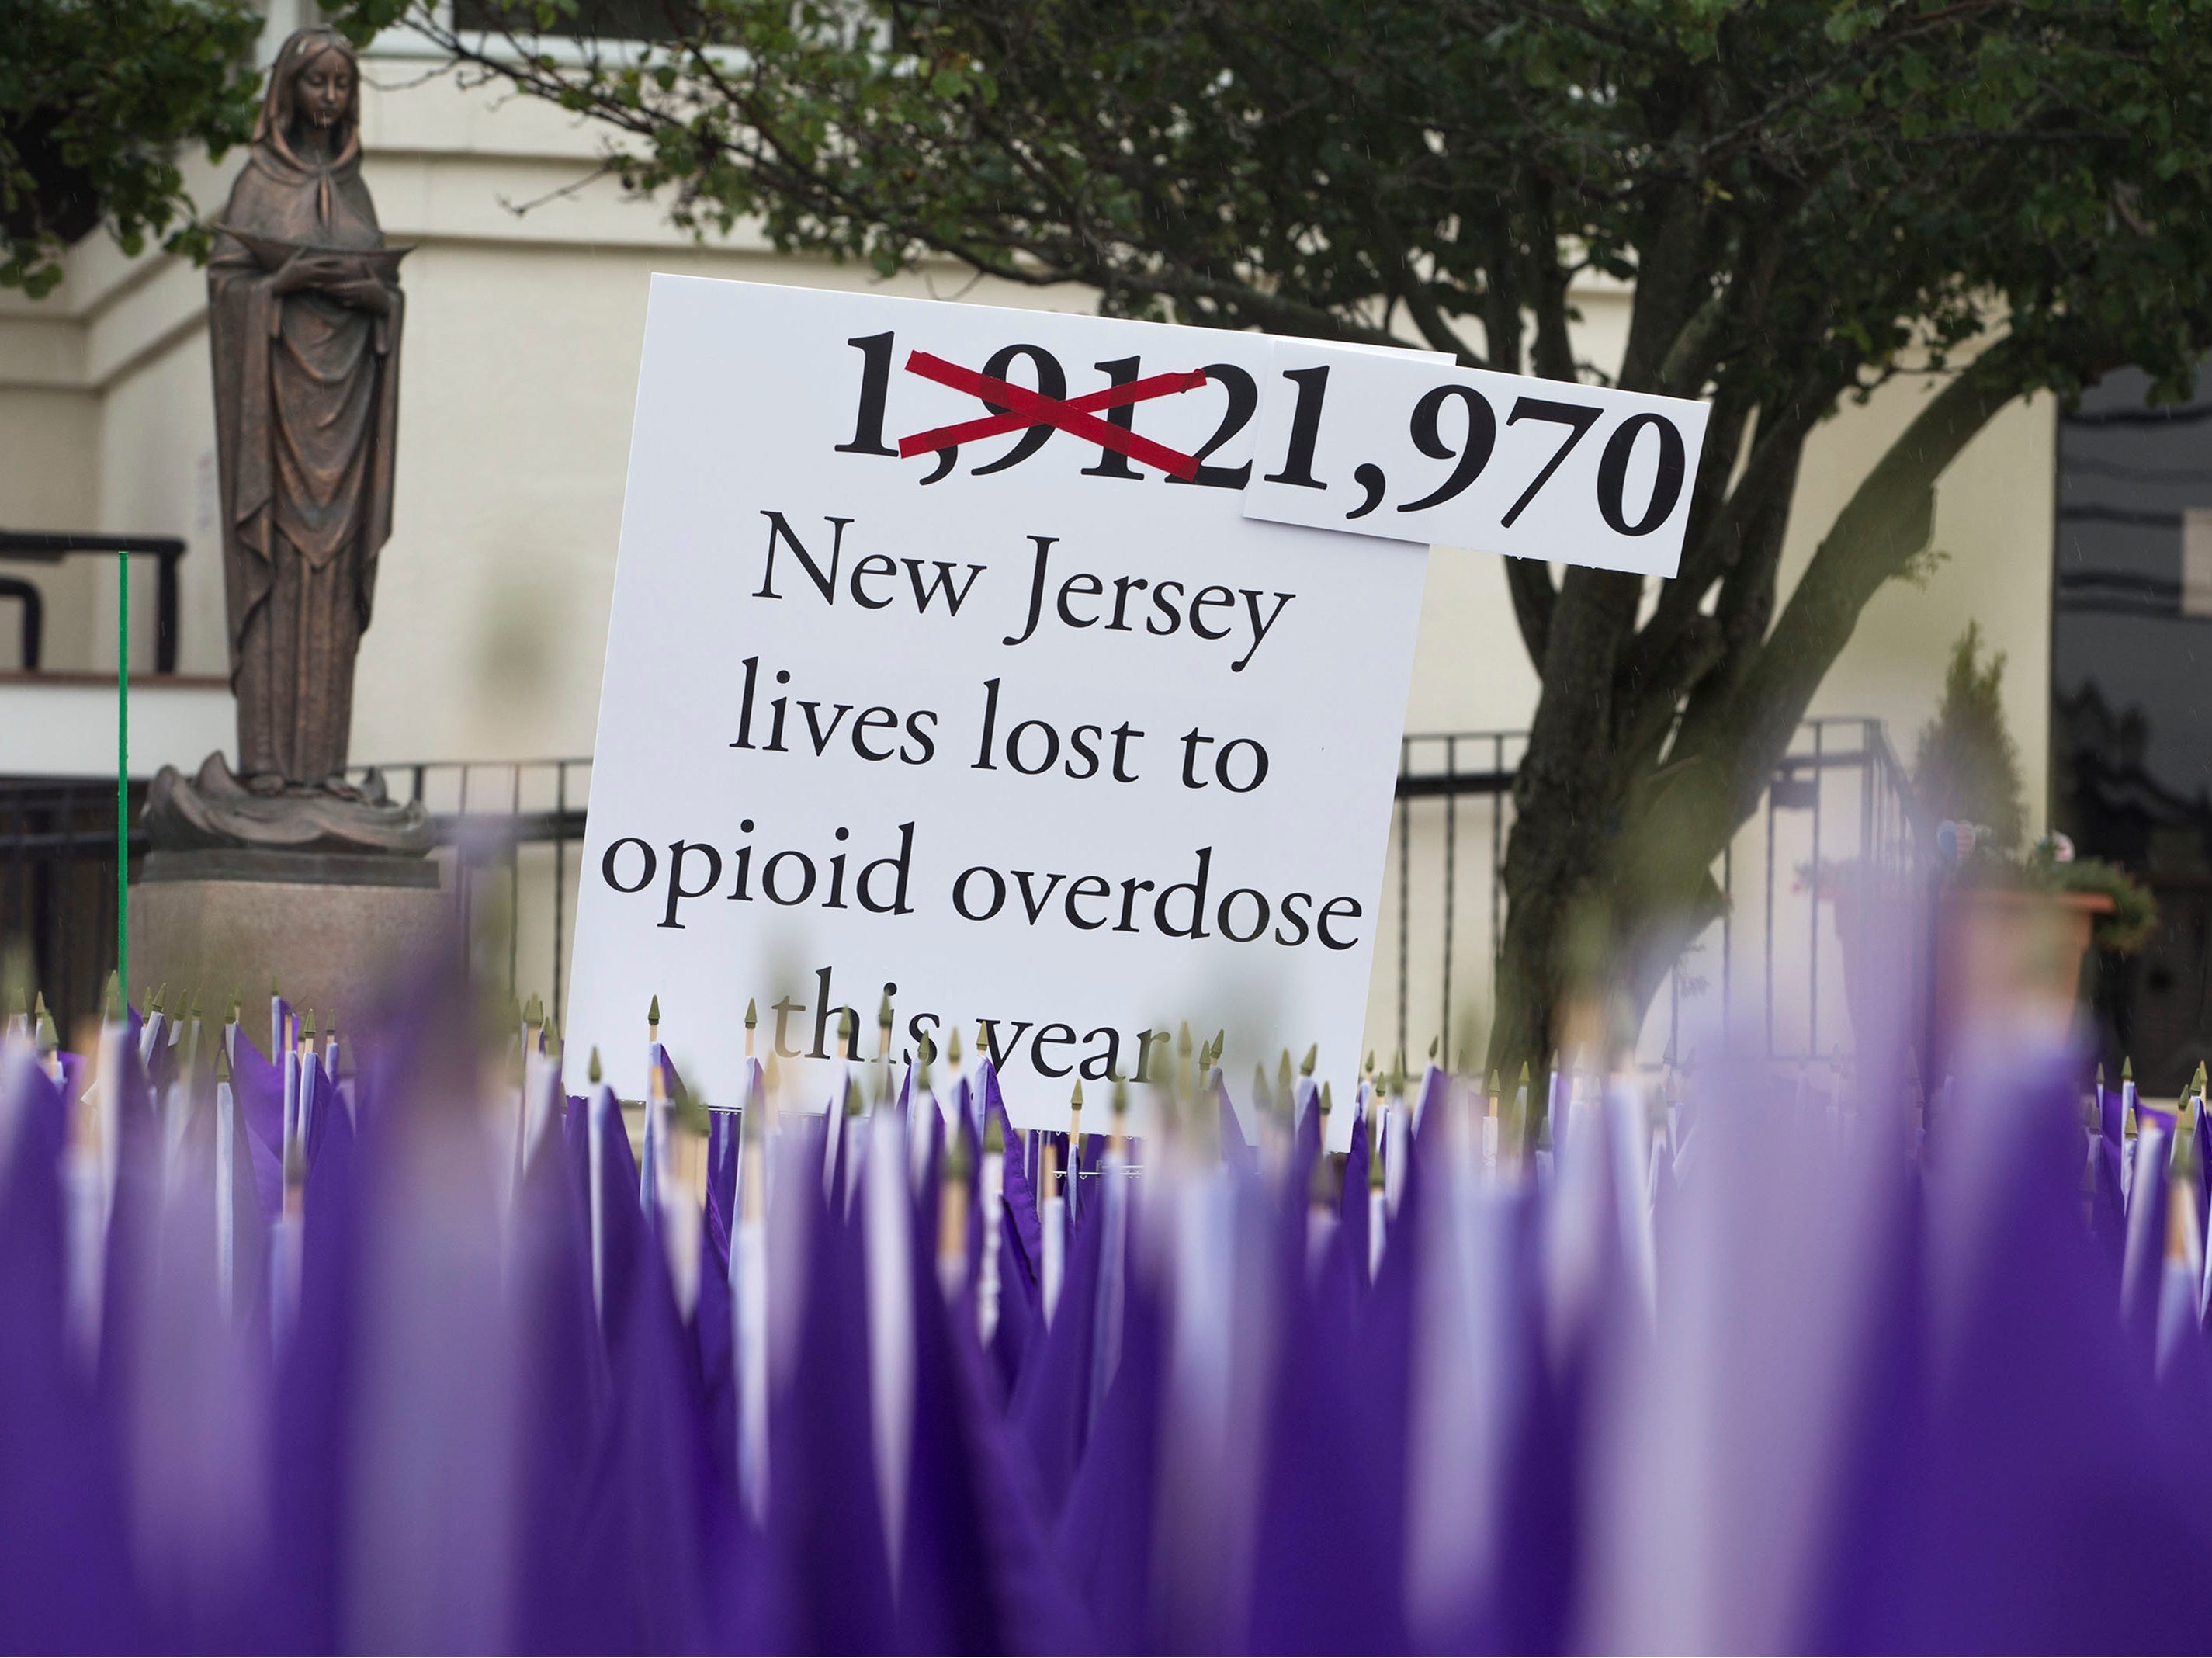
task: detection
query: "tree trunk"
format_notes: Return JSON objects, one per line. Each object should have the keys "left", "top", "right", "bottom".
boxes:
{"left": 1488, "top": 789, "right": 1594, "bottom": 1094}
{"left": 1485, "top": 347, "right": 2042, "bottom": 1131}
{"left": 1487, "top": 567, "right": 1642, "bottom": 1101}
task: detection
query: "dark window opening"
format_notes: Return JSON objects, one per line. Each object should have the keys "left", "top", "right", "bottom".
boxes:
{"left": 2053, "top": 365, "right": 2212, "bottom": 1094}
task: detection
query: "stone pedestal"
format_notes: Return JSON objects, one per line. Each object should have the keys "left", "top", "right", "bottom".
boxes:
{"left": 127, "top": 849, "right": 453, "bottom": 1027}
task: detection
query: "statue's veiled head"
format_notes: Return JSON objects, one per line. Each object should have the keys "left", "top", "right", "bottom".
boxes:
{"left": 256, "top": 26, "right": 362, "bottom": 168}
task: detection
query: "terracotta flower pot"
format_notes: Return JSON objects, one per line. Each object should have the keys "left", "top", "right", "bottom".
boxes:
{"left": 1933, "top": 886, "right": 2112, "bottom": 1069}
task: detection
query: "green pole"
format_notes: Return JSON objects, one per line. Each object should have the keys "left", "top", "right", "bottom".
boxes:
{"left": 117, "top": 549, "right": 127, "bottom": 1004}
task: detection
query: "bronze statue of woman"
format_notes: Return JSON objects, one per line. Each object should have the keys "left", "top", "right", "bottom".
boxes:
{"left": 208, "top": 26, "right": 400, "bottom": 797}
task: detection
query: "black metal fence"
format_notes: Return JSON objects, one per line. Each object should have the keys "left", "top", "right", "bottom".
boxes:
{"left": 1381, "top": 717, "right": 1923, "bottom": 1070}
{"left": 5, "top": 723, "right": 1916, "bottom": 1060}
{"left": 387, "top": 759, "right": 592, "bottom": 1010}
{"left": 0, "top": 778, "right": 147, "bottom": 1037}
{"left": 0, "top": 761, "right": 591, "bottom": 1038}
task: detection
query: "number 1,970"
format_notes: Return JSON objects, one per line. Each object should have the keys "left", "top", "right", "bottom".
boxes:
{"left": 836, "top": 332, "right": 1687, "bottom": 539}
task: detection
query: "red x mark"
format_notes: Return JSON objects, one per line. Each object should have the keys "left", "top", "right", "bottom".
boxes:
{"left": 896, "top": 351, "right": 1210, "bottom": 480}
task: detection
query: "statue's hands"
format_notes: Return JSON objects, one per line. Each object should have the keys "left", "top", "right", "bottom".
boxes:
{"left": 324, "top": 273, "right": 394, "bottom": 315}
{"left": 272, "top": 249, "right": 354, "bottom": 296}
{"left": 272, "top": 250, "right": 390, "bottom": 313}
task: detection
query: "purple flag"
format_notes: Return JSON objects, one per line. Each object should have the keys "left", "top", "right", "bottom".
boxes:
{"left": 764, "top": 1133, "right": 896, "bottom": 1653}
{"left": 1010, "top": 1180, "right": 1107, "bottom": 1520}
{"left": 0, "top": 1049, "right": 144, "bottom": 1650}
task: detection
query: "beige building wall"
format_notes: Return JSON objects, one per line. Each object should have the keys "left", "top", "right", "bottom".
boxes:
{"left": 0, "top": 387, "right": 100, "bottom": 671}
{"left": 0, "top": 20, "right": 2054, "bottom": 1060}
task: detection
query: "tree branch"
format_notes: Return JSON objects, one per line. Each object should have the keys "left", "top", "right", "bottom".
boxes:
{"left": 1523, "top": 185, "right": 1577, "bottom": 383}
{"left": 1673, "top": 335, "right": 2052, "bottom": 815}
{"left": 1673, "top": 380, "right": 1753, "bottom": 563}
{"left": 1504, "top": 557, "right": 1557, "bottom": 663}
{"left": 1672, "top": 443, "right": 1798, "bottom": 741}
{"left": 1614, "top": 610, "right": 1721, "bottom": 779}
{"left": 1369, "top": 206, "right": 1481, "bottom": 365}
{"left": 1635, "top": 381, "right": 1827, "bottom": 670}
{"left": 1474, "top": 202, "right": 1524, "bottom": 374}
{"left": 1655, "top": 280, "right": 1729, "bottom": 398}
{"left": 1617, "top": 179, "right": 1708, "bottom": 392}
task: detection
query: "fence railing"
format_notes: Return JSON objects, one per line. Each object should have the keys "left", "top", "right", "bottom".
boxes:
{"left": 0, "top": 778, "right": 148, "bottom": 1034}
{"left": 0, "top": 530, "right": 188, "bottom": 673}
{"left": 1379, "top": 717, "right": 1922, "bottom": 1070}
{"left": 0, "top": 761, "right": 591, "bottom": 1037}
{"left": 379, "top": 759, "right": 593, "bottom": 1011}
{"left": 5, "top": 720, "right": 1918, "bottom": 1060}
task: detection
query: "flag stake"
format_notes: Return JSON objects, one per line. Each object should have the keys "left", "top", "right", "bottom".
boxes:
{"left": 116, "top": 548, "right": 128, "bottom": 1002}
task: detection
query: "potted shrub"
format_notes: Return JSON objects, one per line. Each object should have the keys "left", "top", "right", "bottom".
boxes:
{"left": 1914, "top": 628, "right": 2154, "bottom": 1060}
{"left": 1809, "top": 627, "right": 2153, "bottom": 1061}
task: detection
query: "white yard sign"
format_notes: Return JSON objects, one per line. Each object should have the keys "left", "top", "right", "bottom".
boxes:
{"left": 565, "top": 278, "right": 1704, "bottom": 1136}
